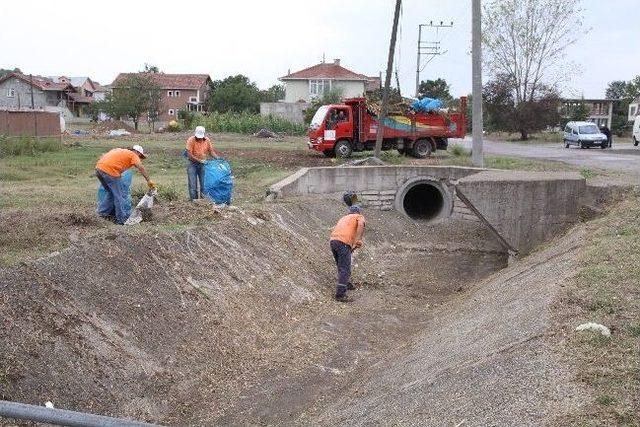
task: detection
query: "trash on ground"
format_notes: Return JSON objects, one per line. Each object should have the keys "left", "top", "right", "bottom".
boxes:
{"left": 575, "top": 322, "right": 611, "bottom": 337}
{"left": 125, "top": 188, "right": 158, "bottom": 225}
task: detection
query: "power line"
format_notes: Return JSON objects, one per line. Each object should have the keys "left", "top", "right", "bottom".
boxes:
{"left": 415, "top": 21, "right": 453, "bottom": 97}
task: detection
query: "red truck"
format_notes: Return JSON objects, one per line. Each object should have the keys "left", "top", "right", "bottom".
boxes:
{"left": 307, "top": 97, "right": 467, "bottom": 158}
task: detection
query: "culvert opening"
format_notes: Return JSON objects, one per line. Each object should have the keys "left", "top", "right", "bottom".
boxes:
{"left": 402, "top": 182, "right": 445, "bottom": 221}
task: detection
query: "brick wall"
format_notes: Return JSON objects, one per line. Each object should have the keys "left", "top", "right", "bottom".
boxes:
{"left": 0, "top": 110, "right": 61, "bottom": 136}
{"left": 360, "top": 190, "right": 396, "bottom": 211}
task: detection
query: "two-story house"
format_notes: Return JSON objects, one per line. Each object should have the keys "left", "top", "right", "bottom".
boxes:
{"left": 279, "top": 59, "right": 379, "bottom": 103}
{"left": 560, "top": 98, "right": 614, "bottom": 128}
{"left": 112, "top": 73, "right": 212, "bottom": 122}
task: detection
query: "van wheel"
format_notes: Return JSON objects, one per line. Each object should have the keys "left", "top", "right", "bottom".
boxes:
{"left": 412, "top": 139, "right": 433, "bottom": 158}
{"left": 334, "top": 140, "right": 353, "bottom": 158}
{"left": 580, "top": 141, "right": 586, "bottom": 149}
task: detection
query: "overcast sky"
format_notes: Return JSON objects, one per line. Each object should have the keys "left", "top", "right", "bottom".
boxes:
{"left": 1, "top": 0, "right": 637, "bottom": 98}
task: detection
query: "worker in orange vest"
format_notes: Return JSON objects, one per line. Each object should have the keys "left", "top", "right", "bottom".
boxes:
{"left": 185, "top": 126, "right": 221, "bottom": 201}
{"left": 95, "top": 144, "right": 155, "bottom": 224}
{"left": 329, "top": 194, "right": 366, "bottom": 302}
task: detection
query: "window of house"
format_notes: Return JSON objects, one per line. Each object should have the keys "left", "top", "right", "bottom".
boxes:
{"left": 7, "top": 88, "right": 15, "bottom": 98}
{"left": 309, "top": 79, "right": 331, "bottom": 97}
{"left": 189, "top": 96, "right": 198, "bottom": 103}
{"left": 168, "top": 90, "right": 173, "bottom": 97}
{"left": 175, "top": 90, "right": 180, "bottom": 97}
{"left": 168, "top": 109, "right": 175, "bottom": 116}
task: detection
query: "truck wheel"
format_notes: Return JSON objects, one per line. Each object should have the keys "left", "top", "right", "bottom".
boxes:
{"left": 580, "top": 141, "right": 586, "bottom": 149}
{"left": 334, "top": 140, "right": 353, "bottom": 158}
{"left": 412, "top": 139, "right": 433, "bottom": 158}
{"left": 322, "top": 149, "right": 335, "bottom": 158}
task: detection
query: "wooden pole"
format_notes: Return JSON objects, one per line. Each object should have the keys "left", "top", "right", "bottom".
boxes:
{"left": 29, "top": 74, "right": 38, "bottom": 137}
{"left": 374, "top": 0, "right": 402, "bottom": 158}
{"left": 471, "top": 0, "right": 484, "bottom": 167}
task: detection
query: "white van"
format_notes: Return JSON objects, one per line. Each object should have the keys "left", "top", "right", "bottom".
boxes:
{"left": 633, "top": 116, "right": 640, "bottom": 146}
{"left": 563, "top": 121, "right": 608, "bottom": 149}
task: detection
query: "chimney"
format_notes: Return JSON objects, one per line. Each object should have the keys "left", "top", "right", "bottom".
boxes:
{"left": 333, "top": 58, "right": 341, "bottom": 66}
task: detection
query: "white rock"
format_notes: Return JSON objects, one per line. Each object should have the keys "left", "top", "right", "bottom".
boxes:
{"left": 45, "top": 401, "right": 54, "bottom": 409}
{"left": 575, "top": 322, "right": 611, "bottom": 337}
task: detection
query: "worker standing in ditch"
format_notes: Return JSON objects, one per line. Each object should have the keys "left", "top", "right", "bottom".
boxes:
{"left": 329, "top": 192, "right": 366, "bottom": 302}
{"left": 185, "top": 126, "right": 221, "bottom": 201}
{"left": 95, "top": 145, "right": 155, "bottom": 225}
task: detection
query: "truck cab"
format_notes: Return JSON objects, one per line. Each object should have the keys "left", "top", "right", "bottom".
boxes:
{"left": 308, "top": 104, "right": 354, "bottom": 157}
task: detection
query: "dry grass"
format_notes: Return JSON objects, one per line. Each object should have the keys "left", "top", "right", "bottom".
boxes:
{"left": 556, "top": 196, "right": 640, "bottom": 425}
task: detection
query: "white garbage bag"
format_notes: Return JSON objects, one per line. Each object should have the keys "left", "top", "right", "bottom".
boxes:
{"left": 125, "top": 188, "right": 157, "bottom": 225}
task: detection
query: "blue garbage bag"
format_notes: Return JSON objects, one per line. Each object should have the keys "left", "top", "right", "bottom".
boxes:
{"left": 411, "top": 97, "right": 444, "bottom": 112}
{"left": 203, "top": 159, "right": 234, "bottom": 204}
{"left": 97, "top": 168, "right": 133, "bottom": 216}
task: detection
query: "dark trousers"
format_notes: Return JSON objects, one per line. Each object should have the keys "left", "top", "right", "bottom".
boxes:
{"left": 187, "top": 161, "right": 205, "bottom": 200}
{"left": 330, "top": 240, "right": 352, "bottom": 297}
{"left": 96, "top": 169, "right": 129, "bottom": 225}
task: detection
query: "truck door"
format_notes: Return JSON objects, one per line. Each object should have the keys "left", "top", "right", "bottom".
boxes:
{"left": 324, "top": 108, "right": 351, "bottom": 143}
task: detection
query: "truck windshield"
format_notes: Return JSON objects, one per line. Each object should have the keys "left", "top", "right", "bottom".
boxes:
{"left": 579, "top": 125, "right": 599, "bottom": 134}
{"left": 310, "top": 106, "right": 330, "bottom": 130}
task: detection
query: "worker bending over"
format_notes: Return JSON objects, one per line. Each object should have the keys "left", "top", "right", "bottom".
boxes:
{"left": 95, "top": 145, "right": 155, "bottom": 225}
{"left": 185, "top": 126, "right": 221, "bottom": 201}
{"left": 329, "top": 194, "right": 366, "bottom": 302}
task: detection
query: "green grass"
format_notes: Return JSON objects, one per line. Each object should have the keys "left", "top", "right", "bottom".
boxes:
{"left": 0, "top": 135, "right": 63, "bottom": 157}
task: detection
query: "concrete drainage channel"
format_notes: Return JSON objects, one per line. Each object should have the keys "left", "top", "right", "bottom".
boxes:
{"left": 2, "top": 165, "right": 609, "bottom": 425}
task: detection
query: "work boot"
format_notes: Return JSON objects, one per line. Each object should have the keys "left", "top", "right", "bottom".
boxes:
{"left": 335, "top": 294, "right": 351, "bottom": 303}
{"left": 335, "top": 284, "right": 348, "bottom": 302}
{"left": 347, "top": 282, "right": 356, "bottom": 290}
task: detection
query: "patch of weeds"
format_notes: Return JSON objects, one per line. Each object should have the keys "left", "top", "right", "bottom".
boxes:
{"left": 450, "top": 144, "right": 470, "bottom": 157}
{"left": 157, "top": 184, "right": 181, "bottom": 202}
{"left": 379, "top": 151, "right": 404, "bottom": 164}
{"left": 0, "top": 136, "right": 62, "bottom": 157}
{"left": 595, "top": 395, "right": 616, "bottom": 406}
{"left": 587, "top": 298, "right": 617, "bottom": 315}
{"left": 581, "top": 168, "right": 597, "bottom": 179}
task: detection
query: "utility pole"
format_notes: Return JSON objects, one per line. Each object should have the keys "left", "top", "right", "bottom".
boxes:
{"left": 415, "top": 21, "right": 453, "bottom": 98}
{"left": 29, "top": 74, "right": 38, "bottom": 137}
{"left": 374, "top": 0, "right": 402, "bottom": 159}
{"left": 471, "top": 0, "right": 483, "bottom": 167}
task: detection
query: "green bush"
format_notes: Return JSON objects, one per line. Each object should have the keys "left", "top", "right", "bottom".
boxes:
{"left": 195, "top": 112, "right": 307, "bottom": 135}
{"left": 0, "top": 136, "right": 62, "bottom": 157}
{"left": 166, "top": 120, "right": 181, "bottom": 132}
{"left": 178, "top": 109, "right": 198, "bottom": 130}
{"left": 450, "top": 144, "right": 470, "bottom": 157}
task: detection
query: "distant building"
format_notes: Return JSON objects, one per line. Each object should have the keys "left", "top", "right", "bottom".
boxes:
{"left": 560, "top": 98, "right": 614, "bottom": 128}
{"left": 279, "top": 59, "right": 378, "bottom": 103}
{"left": 0, "top": 72, "right": 76, "bottom": 116}
{"left": 111, "top": 73, "right": 212, "bottom": 122}
{"left": 629, "top": 96, "right": 640, "bottom": 122}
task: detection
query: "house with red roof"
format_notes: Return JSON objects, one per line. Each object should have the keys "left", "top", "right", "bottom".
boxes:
{"left": 0, "top": 72, "right": 75, "bottom": 112}
{"left": 279, "top": 59, "right": 379, "bottom": 103}
{"left": 111, "top": 73, "right": 212, "bottom": 122}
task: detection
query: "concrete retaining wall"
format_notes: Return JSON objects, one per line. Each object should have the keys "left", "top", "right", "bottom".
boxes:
{"left": 457, "top": 171, "right": 586, "bottom": 254}
{"left": 267, "top": 165, "right": 484, "bottom": 200}
{"left": 260, "top": 102, "right": 310, "bottom": 124}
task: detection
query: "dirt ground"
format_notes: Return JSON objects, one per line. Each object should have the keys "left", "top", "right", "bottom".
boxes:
{"left": 0, "top": 198, "right": 507, "bottom": 425}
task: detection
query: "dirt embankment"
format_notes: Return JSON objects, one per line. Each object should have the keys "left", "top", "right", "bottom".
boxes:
{"left": 0, "top": 200, "right": 505, "bottom": 425}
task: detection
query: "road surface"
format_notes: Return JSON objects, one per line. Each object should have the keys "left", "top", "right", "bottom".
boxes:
{"left": 451, "top": 136, "right": 640, "bottom": 176}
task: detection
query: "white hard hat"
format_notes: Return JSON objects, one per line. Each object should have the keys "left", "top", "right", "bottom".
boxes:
{"left": 194, "top": 126, "right": 206, "bottom": 139}
{"left": 131, "top": 144, "right": 146, "bottom": 158}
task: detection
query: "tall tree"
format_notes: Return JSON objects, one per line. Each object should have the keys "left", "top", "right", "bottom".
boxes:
{"left": 483, "top": 0, "right": 585, "bottom": 139}
{"left": 208, "top": 75, "right": 262, "bottom": 113}
{"left": 108, "top": 74, "right": 162, "bottom": 131}
{"left": 605, "top": 76, "right": 640, "bottom": 135}
{"left": 417, "top": 78, "right": 453, "bottom": 101}
{"left": 142, "top": 63, "right": 160, "bottom": 73}
{"left": 484, "top": 74, "right": 560, "bottom": 138}
{"left": 260, "top": 84, "right": 286, "bottom": 102}
{"left": 0, "top": 67, "right": 22, "bottom": 78}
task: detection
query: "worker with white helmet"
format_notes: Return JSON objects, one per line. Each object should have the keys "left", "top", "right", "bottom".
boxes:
{"left": 95, "top": 145, "right": 155, "bottom": 225}
{"left": 185, "top": 126, "right": 221, "bottom": 201}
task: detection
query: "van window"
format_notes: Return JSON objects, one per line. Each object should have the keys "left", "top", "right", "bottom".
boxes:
{"left": 579, "top": 124, "right": 599, "bottom": 134}
{"left": 564, "top": 125, "right": 571, "bottom": 133}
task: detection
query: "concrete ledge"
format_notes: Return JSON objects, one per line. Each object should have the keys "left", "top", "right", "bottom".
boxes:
{"left": 267, "top": 165, "right": 485, "bottom": 200}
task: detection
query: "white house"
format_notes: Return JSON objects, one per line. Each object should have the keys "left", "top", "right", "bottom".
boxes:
{"left": 629, "top": 96, "right": 640, "bottom": 122}
{"left": 279, "top": 59, "right": 379, "bottom": 103}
